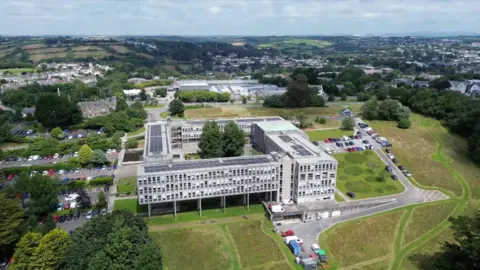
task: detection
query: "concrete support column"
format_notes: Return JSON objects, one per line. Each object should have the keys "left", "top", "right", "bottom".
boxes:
{"left": 220, "top": 196, "right": 225, "bottom": 208}
{"left": 247, "top": 192, "right": 249, "bottom": 211}
{"left": 242, "top": 194, "right": 247, "bottom": 204}
{"left": 173, "top": 201, "right": 177, "bottom": 220}
{"left": 198, "top": 198, "right": 202, "bottom": 216}
{"left": 302, "top": 212, "right": 306, "bottom": 223}
{"left": 148, "top": 202, "right": 151, "bottom": 220}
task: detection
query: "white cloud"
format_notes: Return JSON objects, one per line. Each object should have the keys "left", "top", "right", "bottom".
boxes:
{"left": 209, "top": 6, "right": 221, "bottom": 15}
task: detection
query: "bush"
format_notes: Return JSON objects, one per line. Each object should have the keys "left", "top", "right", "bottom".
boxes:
{"left": 88, "top": 177, "right": 113, "bottom": 186}
{"left": 328, "top": 94, "right": 335, "bottom": 102}
{"left": 319, "top": 117, "right": 327, "bottom": 124}
{"left": 398, "top": 119, "right": 412, "bottom": 129}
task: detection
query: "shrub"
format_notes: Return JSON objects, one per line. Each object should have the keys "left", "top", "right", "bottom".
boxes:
{"left": 319, "top": 117, "right": 327, "bottom": 124}
{"left": 398, "top": 119, "right": 411, "bottom": 129}
{"left": 88, "top": 177, "right": 113, "bottom": 186}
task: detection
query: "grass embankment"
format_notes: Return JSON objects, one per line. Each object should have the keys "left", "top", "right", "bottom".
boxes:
{"left": 334, "top": 151, "right": 404, "bottom": 199}
{"left": 113, "top": 199, "right": 147, "bottom": 213}
{"left": 320, "top": 113, "right": 479, "bottom": 269}
{"left": 150, "top": 219, "right": 294, "bottom": 270}
{"left": 306, "top": 129, "right": 354, "bottom": 141}
{"left": 117, "top": 177, "right": 137, "bottom": 195}
{"left": 127, "top": 127, "right": 145, "bottom": 136}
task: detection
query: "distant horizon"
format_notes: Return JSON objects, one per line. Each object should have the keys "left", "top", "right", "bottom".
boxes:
{"left": 1, "top": 0, "right": 479, "bottom": 36}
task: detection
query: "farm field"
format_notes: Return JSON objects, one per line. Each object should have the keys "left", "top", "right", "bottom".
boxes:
{"left": 333, "top": 151, "right": 405, "bottom": 199}
{"left": 0, "top": 68, "right": 36, "bottom": 74}
{"left": 73, "top": 50, "right": 110, "bottom": 58}
{"left": 319, "top": 112, "right": 479, "bottom": 269}
{"left": 28, "top": 47, "right": 68, "bottom": 54}
{"left": 110, "top": 45, "right": 131, "bottom": 53}
{"left": 22, "top": 43, "right": 46, "bottom": 50}
{"left": 257, "top": 38, "right": 332, "bottom": 49}
{"left": 29, "top": 52, "right": 68, "bottom": 62}
{"left": 306, "top": 128, "right": 355, "bottom": 141}
{"left": 150, "top": 219, "right": 294, "bottom": 270}
{"left": 71, "top": 46, "right": 103, "bottom": 51}
{"left": 181, "top": 105, "right": 353, "bottom": 119}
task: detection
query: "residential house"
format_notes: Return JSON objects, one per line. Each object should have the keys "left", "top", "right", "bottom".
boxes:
{"left": 391, "top": 78, "right": 413, "bottom": 87}
{"left": 22, "top": 107, "right": 36, "bottom": 117}
{"left": 336, "top": 85, "right": 345, "bottom": 91}
{"left": 466, "top": 82, "right": 480, "bottom": 96}
{"left": 449, "top": 81, "right": 468, "bottom": 94}
{"left": 413, "top": 81, "right": 430, "bottom": 88}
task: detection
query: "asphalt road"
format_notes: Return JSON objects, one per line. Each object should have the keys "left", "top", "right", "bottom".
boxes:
{"left": 277, "top": 112, "right": 446, "bottom": 256}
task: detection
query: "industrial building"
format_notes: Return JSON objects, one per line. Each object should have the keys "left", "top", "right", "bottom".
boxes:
{"left": 138, "top": 117, "right": 337, "bottom": 216}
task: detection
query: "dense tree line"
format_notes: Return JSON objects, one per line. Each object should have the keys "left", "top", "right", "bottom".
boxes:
{"left": 263, "top": 74, "right": 325, "bottom": 108}
{"left": 34, "top": 94, "right": 83, "bottom": 128}
{"left": 176, "top": 90, "right": 231, "bottom": 103}
{"left": 361, "top": 98, "right": 411, "bottom": 122}
{"left": 259, "top": 76, "right": 290, "bottom": 87}
{"left": 199, "top": 121, "right": 246, "bottom": 158}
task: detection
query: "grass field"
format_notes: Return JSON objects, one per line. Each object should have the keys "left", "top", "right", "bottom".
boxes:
{"left": 150, "top": 219, "right": 294, "bottom": 270}
{"left": 30, "top": 52, "right": 68, "bottom": 62}
{"left": 109, "top": 45, "right": 131, "bottom": 53}
{"left": 321, "top": 210, "right": 404, "bottom": 268}
{"left": 28, "top": 47, "right": 68, "bottom": 54}
{"left": 306, "top": 129, "right": 354, "bottom": 141}
{"left": 113, "top": 198, "right": 147, "bottom": 213}
{"left": 22, "top": 44, "right": 47, "bottom": 50}
{"left": 117, "top": 177, "right": 137, "bottom": 194}
{"left": 402, "top": 201, "right": 457, "bottom": 246}
{"left": 72, "top": 46, "right": 103, "bottom": 51}
{"left": 0, "top": 68, "right": 36, "bottom": 74}
{"left": 181, "top": 105, "right": 353, "bottom": 119}
{"left": 334, "top": 151, "right": 404, "bottom": 199}
{"left": 257, "top": 38, "right": 332, "bottom": 49}
{"left": 73, "top": 50, "right": 110, "bottom": 58}
{"left": 137, "top": 52, "right": 154, "bottom": 59}
{"left": 319, "top": 111, "right": 479, "bottom": 269}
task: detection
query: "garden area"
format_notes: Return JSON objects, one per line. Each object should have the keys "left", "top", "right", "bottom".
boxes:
{"left": 333, "top": 151, "right": 404, "bottom": 199}
{"left": 117, "top": 176, "right": 137, "bottom": 195}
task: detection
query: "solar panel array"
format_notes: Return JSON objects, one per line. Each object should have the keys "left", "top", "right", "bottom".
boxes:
{"left": 279, "top": 135, "right": 293, "bottom": 143}
{"left": 291, "top": 144, "right": 312, "bottom": 156}
{"left": 186, "top": 117, "right": 282, "bottom": 125}
{"left": 148, "top": 125, "right": 164, "bottom": 155}
{"left": 143, "top": 156, "right": 272, "bottom": 173}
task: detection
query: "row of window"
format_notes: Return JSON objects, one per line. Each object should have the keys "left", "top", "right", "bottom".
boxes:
{"left": 299, "top": 163, "right": 336, "bottom": 172}
{"left": 299, "top": 172, "right": 336, "bottom": 180}
{"left": 298, "top": 180, "right": 334, "bottom": 188}
{"left": 297, "top": 189, "right": 335, "bottom": 197}
{"left": 139, "top": 175, "right": 277, "bottom": 186}
{"left": 141, "top": 178, "right": 278, "bottom": 190}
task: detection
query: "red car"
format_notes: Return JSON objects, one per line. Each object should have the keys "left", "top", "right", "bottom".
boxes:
{"left": 7, "top": 174, "right": 15, "bottom": 181}
{"left": 53, "top": 215, "right": 60, "bottom": 223}
{"left": 281, "top": 230, "right": 295, "bottom": 237}
{"left": 324, "top": 139, "right": 331, "bottom": 143}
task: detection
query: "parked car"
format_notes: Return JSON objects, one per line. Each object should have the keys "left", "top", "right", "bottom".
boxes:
{"left": 398, "top": 165, "right": 405, "bottom": 170}
{"left": 392, "top": 158, "right": 399, "bottom": 164}
{"left": 403, "top": 170, "right": 412, "bottom": 177}
{"left": 74, "top": 211, "right": 80, "bottom": 220}
{"left": 391, "top": 174, "right": 398, "bottom": 180}
{"left": 385, "top": 165, "right": 392, "bottom": 172}
{"left": 100, "top": 208, "right": 107, "bottom": 215}
{"left": 346, "top": 192, "right": 356, "bottom": 198}
{"left": 86, "top": 210, "right": 93, "bottom": 220}
{"left": 313, "top": 141, "right": 319, "bottom": 146}
{"left": 385, "top": 148, "right": 391, "bottom": 153}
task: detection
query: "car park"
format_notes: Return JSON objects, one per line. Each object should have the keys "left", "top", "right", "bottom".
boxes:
{"left": 347, "top": 192, "right": 356, "bottom": 198}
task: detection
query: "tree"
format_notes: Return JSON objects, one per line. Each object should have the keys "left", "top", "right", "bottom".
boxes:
{"left": 328, "top": 94, "right": 335, "bottom": 102}
{"left": 378, "top": 99, "right": 403, "bottom": 121}
{"left": 341, "top": 117, "right": 355, "bottom": 130}
{"left": 341, "top": 93, "right": 347, "bottom": 101}
{"left": 319, "top": 117, "right": 327, "bottom": 124}
{"left": 26, "top": 175, "right": 58, "bottom": 218}
{"left": 397, "top": 106, "right": 411, "bottom": 121}
{"left": 78, "top": 144, "right": 93, "bottom": 165}
{"left": 76, "top": 189, "right": 92, "bottom": 209}
{"left": 30, "top": 228, "right": 71, "bottom": 270}
{"left": 34, "top": 94, "right": 82, "bottom": 128}
{"left": 155, "top": 88, "right": 167, "bottom": 97}
{"left": 50, "top": 127, "right": 63, "bottom": 139}
{"left": 115, "top": 97, "right": 128, "bottom": 111}
{"left": 59, "top": 210, "right": 162, "bottom": 270}
{"left": 198, "top": 121, "right": 224, "bottom": 158}
{"left": 429, "top": 214, "right": 480, "bottom": 270}
{"left": 361, "top": 99, "right": 380, "bottom": 120}
{"left": 10, "top": 232, "right": 42, "bottom": 270}
{"left": 139, "top": 89, "right": 147, "bottom": 100}
{"left": 91, "top": 149, "right": 108, "bottom": 165}
{"left": 241, "top": 96, "right": 247, "bottom": 104}
{"left": 376, "top": 89, "right": 388, "bottom": 100}
{"left": 222, "top": 121, "right": 246, "bottom": 157}
{"left": 95, "top": 192, "right": 108, "bottom": 211}
{"left": 25, "top": 112, "right": 36, "bottom": 121}
{"left": 432, "top": 78, "right": 451, "bottom": 91}
{"left": 285, "top": 74, "right": 311, "bottom": 107}
{"left": 398, "top": 119, "right": 412, "bottom": 129}
{"left": 343, "top": 82, "right": 357, "bottom": 96}
{"left": 296, "top": 113, "right": 309, "bottom": 128}
{"left": 0, "top": 194, "right": 26, "bottom": 254}
{"left": 169, "top": 99, "right": 184, "bottom": 116}
{"left": 14, "top": 107, "right": 23, "bottom": 121}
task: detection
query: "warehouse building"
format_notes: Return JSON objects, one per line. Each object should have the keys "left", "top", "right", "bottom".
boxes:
{"left": 138, "top": 117, "right": 337, "bottom": 217}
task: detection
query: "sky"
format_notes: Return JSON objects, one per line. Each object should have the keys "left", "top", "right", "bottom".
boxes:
{"left": 1, "top": 0, "right": 479, "bottom": 36}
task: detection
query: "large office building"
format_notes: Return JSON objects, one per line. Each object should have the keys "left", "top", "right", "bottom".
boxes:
{"left": 138, "top": 117, "right": 337, "bottom": 209}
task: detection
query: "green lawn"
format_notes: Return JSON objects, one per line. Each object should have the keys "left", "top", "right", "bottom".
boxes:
{"left": 306, "top": 129, "right": 355, "bottom": 141}
{"left": 320, "top": 210, "right": 404, "bottom": 268}
{"left": 335, "top": 192, "right": 345, "bottom": 202}
{"left": 113, "top": 198, "right": 147, "bottom": 213}
{"left": 334, "top": 151, "right": 405, "bottom": 199}
{"left": 144, "top": 104, "right": 165, "bottom": 108}
{"left": 117, "top": 176, "right": 137, "bottom": 195}
{"left": 127, "top": 127, "right": 145, "bottom": 136}
{"left": 402, "top": 201, "right": 457, "bottom": 246}
{"left": 148, "top": 204, "right": 265, "bottom": 225}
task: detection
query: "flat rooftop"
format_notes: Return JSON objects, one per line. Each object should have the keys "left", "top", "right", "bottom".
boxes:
{"left": 183, "top": 116, "right": 283, "bottom": 126}
{"left": 255, "top": 120, "right": 299, "bottom": 133}
{"left": 145, "top": 123, "right": 170, "bottom": 156}
{"left": 140, "top": 155, "right": 277, "bottom": 174}
{"left": 267, "top": 132, "right": 336, "bottom": 161}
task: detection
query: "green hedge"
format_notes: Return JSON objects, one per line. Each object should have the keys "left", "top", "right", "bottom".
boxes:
{"left": 88, "top": 177, "right": 113, "bottom": 186}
